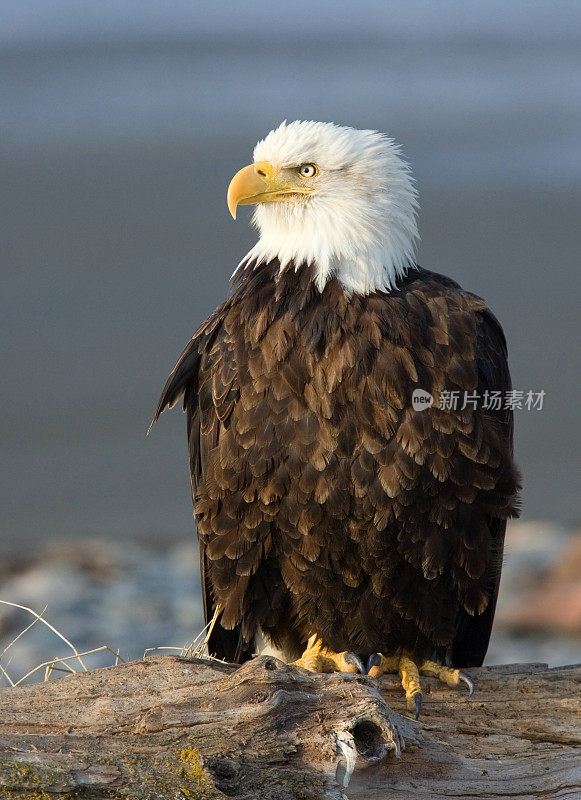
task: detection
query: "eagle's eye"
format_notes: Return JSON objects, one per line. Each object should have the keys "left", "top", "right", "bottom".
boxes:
{"left": 298, "top": 163, "right": 318, "bottom": 178}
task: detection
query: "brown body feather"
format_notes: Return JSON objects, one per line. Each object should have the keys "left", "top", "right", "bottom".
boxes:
{"left": 154, "top": 261, "right": 521, "bottom": 667}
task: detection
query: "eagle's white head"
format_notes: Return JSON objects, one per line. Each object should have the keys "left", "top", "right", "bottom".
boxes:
{"left": 227, "top": 120, "right": 419, "bottom": 295}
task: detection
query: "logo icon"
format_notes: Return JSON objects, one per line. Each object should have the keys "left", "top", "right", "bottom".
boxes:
{"left": 412, "top": 388, "right": 434, "bottom": 412}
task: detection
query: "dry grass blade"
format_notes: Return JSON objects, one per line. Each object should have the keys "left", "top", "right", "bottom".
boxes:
{"left": 143, "top": 645, "right": 186, "bottom": 658}
{"left": 143, "top": 609, "right": 224, "bottom": 664}
{"left": 196, "top": 605, "right": 221, "bottom": 657}
{"left": 0, "top": 598, "right": 225, "bottom": 691}
{"left": 0, "top": 604, "right": 48, "bottom": 662}
{"left": 0, "top": 600, "right": 89, "bottom": 672}
{"left": 0, "top": 599, "right": 127, "bottom": 687}
{"left": 44, "top": 660, "right": 77, "bottom": 681}
{"left": 0, "top": 663, "right": 15, "bottom": 687}
{"left": 13, "top": 645, "right": 126, "bottom": 686}
{"left": 181, "top": 606, "right": 221, "bottom": 659}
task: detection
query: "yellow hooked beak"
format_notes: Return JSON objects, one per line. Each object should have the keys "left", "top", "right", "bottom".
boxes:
{"left": 227, "top": 161, "right": 313, "bottom": 219}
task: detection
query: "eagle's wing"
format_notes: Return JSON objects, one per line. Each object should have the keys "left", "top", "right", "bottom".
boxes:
{"left": 152, "top": 302, "right": 252, "bottom": 663}
{"left": 450, "top": 307, "right": 516, "bottom": 667}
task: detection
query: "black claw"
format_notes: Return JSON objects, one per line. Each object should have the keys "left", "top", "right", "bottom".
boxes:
{"left": 343, "top": 652, "right": 366, "bottom": 674}
{"left": 414, "top": 692, "right": 423, "bottom": 719}
{"left": 459, "top": 671, "right": 475, "bottom": 696}
{"left": 366, "top": 653, "right": 381, "bottom": 674}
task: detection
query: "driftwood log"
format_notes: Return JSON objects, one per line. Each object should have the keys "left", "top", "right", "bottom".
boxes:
{"left": 0, "top": 655, "right": 579, "bottom": 799}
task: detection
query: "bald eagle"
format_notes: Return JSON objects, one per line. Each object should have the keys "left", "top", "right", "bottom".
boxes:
{"left": 154, "top": 121, "right": 521, "bottom": 716}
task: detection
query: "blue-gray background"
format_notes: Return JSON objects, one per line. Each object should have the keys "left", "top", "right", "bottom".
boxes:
{"left": 1, "top": 0, "right": 580, "bottom": 555}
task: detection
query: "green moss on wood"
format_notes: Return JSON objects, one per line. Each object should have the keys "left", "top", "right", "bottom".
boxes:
{"left": 169, "top": 747, "right": 216, "bottom": 800}
{"left": 0, "top": 761, "right": 78, "bottom": 799}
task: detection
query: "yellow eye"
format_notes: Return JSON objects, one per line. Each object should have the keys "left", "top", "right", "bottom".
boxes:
{"left": 298, "top": 163, "right": 318, "bottom": 178}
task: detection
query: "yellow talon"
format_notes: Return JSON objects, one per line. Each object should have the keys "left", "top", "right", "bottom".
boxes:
{"left": 292, "top": 634, "right": 365, "bottom": 674}
{"left": 399, "top": 655, "right": 423, "bottom": 713}
{"left": 366, "top": 652, "right": 474, "bottom": 718}
{"left": 292, "top": 633, "right": 324, "bottom": 671}
{"left": 420, "top": 660, "right": 474, "bottom": 693}
{"left": 367, "top": 653, "right": 400, "bottom": 677}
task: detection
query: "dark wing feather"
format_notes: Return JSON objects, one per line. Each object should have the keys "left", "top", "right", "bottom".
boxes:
{"left": 152, "top": 304, "right": 228, "bottom": 425}
{"left": 152, "top": 301, "right": 252, "bottom": 663}
{"left": 451, "top": 308, "right": 519, "bottom": 667}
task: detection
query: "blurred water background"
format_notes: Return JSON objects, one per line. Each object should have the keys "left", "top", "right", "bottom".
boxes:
{"left": 1, "top": 1, "right": 580, "bottom": 679}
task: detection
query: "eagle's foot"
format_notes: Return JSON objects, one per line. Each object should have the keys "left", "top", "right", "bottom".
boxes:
{"left": 292, "top": 634, "right": 365, "bottom": 674}
{"left": 419, "top": 660, "right": 475, "bottom": 695}
{"left": 367, "top": 653, "right": 474, "bottom": 719}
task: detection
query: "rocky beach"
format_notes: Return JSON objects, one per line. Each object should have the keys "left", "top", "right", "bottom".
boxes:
{"left": 1, "top": 520, "right": 579, "bottom": 687}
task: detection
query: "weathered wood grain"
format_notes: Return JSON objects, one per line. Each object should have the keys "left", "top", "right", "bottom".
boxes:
{"left": 0, "top": 656, "right": 578, "bottom": 799}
